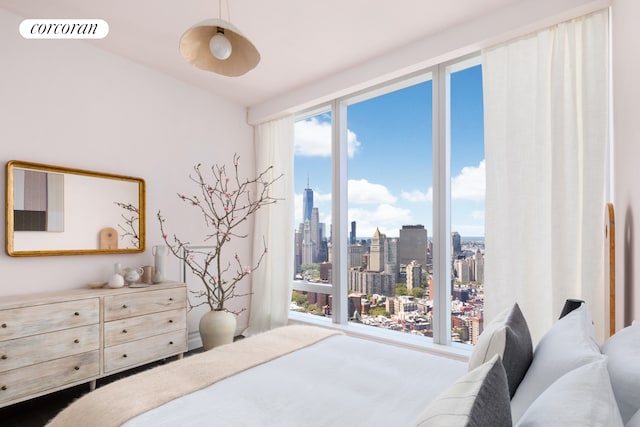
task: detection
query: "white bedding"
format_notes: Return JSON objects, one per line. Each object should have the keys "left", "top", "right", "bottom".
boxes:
{"left": 124, "top": 334, "right": 467, "bottom": 427}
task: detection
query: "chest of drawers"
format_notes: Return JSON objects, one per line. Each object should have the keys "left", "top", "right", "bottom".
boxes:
{"left": 0, "top": 282, "right": 187, "bottom": 407}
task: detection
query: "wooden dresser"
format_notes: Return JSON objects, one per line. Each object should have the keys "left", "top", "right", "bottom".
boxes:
{"left": 0, "top": 282, "right": 187, "bottom": 408}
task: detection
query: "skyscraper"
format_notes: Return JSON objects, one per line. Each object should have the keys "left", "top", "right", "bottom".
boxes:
{"left": 368, "top": 228, "right": 385, "bottom": 272}
{"left": 303, "top": 180, "right": 313, "bottom": 223}
{"left": 451, "top": 232, "right": 462, "bottom": 258}
{"left": 399, "top": 225, "right": 428, "bottom": 267}
{"left": 350, "top": 221, "right": 356, "bottom": 245}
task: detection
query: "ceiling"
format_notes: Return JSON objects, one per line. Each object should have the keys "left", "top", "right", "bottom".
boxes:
{"left": 0, "top": 0, "right": 520, "bottom": 107}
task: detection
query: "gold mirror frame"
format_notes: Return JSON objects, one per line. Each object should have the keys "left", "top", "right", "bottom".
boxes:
{"left": 5, "top": 161, "right": 145, "bottom": 256}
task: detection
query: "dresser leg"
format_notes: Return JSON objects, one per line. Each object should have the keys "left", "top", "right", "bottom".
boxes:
{"left": 89, "top": 380, "right": 96, "bottom": 391}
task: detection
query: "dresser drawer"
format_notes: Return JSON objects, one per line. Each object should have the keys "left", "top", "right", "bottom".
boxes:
{"left": 104, "top": 287, "right": 186, "bottom": 321}
{"left": 0, "top": 351, "right": 99, "bottom": 404}
{"left": 0, "top": 299, "right": 99, "bottom": 341}
{"left": 104, "top": 308, "right": 186, "bottom": 347}
{"left": 104, "top": 330, "right": 187, "bottom": 373}
{"left": 0, "top": 324, "right": 99, "bottom": 373}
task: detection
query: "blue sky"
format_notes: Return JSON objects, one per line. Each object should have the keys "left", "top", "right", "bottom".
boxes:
{"left": 294, "top": 65, "right": 484, "bottom": 239}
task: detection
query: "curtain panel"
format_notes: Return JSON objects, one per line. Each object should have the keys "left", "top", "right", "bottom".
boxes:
{"left": 483, "top": 9, "right": 610, "bottom": 343}
{"left": 245, "top": 115, "right": 295, "bottom": 336}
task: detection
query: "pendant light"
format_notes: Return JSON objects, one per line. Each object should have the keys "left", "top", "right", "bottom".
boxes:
{"left": 179, "top": 0, "right": 260, "bottom": 77}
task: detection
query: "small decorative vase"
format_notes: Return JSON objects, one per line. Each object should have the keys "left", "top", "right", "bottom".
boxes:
{"left": 107, "top": 263, "right": 125, "bottom": 288}
{"left": 141, "top": 265, "right": 154, "bottom": 284}
{"left": 152, "top": 245, "right": 168, "bottom": 283}
{"left": 199, "top": 310, "right": 236, "bottom": 351}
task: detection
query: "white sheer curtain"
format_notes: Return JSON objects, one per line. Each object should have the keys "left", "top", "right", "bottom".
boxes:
{"left": 483, "top": 9, "right": 609, "bottom": 343}
{"left": 245, "top": 115, "right": 294, "bottom": 336}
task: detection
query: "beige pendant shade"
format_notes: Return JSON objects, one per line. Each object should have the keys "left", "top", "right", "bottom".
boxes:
{"left": 179, "top": 18, "right": 260, "bottom": 77}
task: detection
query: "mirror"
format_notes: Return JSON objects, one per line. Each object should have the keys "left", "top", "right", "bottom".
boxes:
{"left": 5, "top": 160, "right": 145, "bottom": 256}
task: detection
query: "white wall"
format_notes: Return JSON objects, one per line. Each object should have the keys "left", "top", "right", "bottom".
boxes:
{"left": 0, "top": 9, "right": 255, "bottom": 337}
{"left": 612, "top": 0, "right": 640, "bottom": 327}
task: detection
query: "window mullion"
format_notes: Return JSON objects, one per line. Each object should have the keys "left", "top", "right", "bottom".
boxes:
{"left": 432, "top": 64, "right": 452, "bottom": 345}
{"left": 332, "top": 99, "right": 348, "bottom": 324}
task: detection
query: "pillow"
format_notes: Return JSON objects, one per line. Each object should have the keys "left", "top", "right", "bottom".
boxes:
{"left": 626, "top": 409, "right": 640, "bottom": 427}
{"left": 516, "top": 359, "right": 623, "bottom": 427}
{"left": 601, "top": 321, "right": 640, "bottom": 424}
{"left": 468, "top": 302, "right": 532, "bottom": 397}
{"left": 510, "top": 303, "right": 603, "bottom": 423}
{"left": 414, "top": 354, "right": 511, "bottom": 427}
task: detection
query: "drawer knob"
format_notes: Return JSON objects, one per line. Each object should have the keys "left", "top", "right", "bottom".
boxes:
{"left": 122, "top": 329, "right": 127, "bottom": 334}
{"left": 74, "top": 366, "right": 80, "bottom": 371}
{"left": 122, "top": 304, "right": 128, "bottom": 309}
{"left": 1, "top": 323, "right": 6, "bottom": 328}
{"left": 169, "top": 297, "right": 174, "bottom": 302}
{"left": 1, "top": 354, "right": 7, "bottom": 360}
{"left": 169, "top": 341, "right": 174, "bottom": 345}
{"left": 169, "top": 319, "right": 174, "bottom": 323}
{"left": 122, "top": 354, "right": 127, "bottom": 358}
{"left": 74, "top": 312, "right": 80, "bottom": 316}
{"left": 1, "top": 385, "right": 6, "bottom": 391}
{"left": 74, "top": 339, "right": 80, "bottom": 344}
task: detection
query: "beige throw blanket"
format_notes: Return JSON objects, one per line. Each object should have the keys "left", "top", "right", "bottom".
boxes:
{"left": 47, "top": 325, "right": 341, "bottom": 427}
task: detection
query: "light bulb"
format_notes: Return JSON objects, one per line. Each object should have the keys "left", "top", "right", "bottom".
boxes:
{"left": 209, "top": 32, "right": 232, "bottom": 60}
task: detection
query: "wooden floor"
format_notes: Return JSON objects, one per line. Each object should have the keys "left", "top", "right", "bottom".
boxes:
{"left": 0, "top": 353, "right": 189, "bottom": 427}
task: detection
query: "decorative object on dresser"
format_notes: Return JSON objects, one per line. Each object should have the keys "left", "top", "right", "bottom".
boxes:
{"left": 151, "top": 245, "right": 168, "bottom": 284}
{"left": 157, "top": 154, "right": 282, "bottom": 350}
{"left": 0, "top": 283, "right": 187, "bottom": 408}
{"left": 122, "top": 267, "right": 144, "bottom": 286}
{"left": 107, "top": 263, "right": 125, "bottom": 289}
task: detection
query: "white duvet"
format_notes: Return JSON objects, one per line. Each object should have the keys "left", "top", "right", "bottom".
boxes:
{"left": 124, "top": 335, "right": 467, "bottom": 427}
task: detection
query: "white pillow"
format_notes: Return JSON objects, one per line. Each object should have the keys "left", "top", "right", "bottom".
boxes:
{"left": 516, "top": 359, "right": 623, "bottom": 427}
{"left": 415, "top": 354, "right": 511, "bottom": 427}
{"left": 468, "top": 302, "right": 532, "bottom": 397}
{"left": 601, "top": 321, "right": 640, "bottom": 424}
{"left": 627, "top": 409, "right": 640, "bottom": 427}
{"left": 510, "top": 304, "right": 602, "bottom": 423}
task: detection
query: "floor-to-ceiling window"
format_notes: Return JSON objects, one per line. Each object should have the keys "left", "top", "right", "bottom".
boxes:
{"left": 291, "top": 55, "right": 485, "bottom": 347}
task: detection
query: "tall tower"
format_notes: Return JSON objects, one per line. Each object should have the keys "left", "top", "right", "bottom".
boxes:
{"left": 399, "top": 225, "right": 427, "bottom": 267}
{"left": 303, "top": 177, "right": 313, "bottom": 222}
{"left": 384, "top": 237, "right": 399, "bottom": 280}
{"left": 369, "top": 228, "right": 385, "bottom": 272}
{"left": 451, "top": 232, "right": 462, "bottom": 258}
{"left": 350, "top": 221, "right": 356, "bottom": 245}
{"left": 302, "top": 220, "right": 313, "bottom": 265}
{"left": 311, "top": 207, "right": 320, "bottom": 261}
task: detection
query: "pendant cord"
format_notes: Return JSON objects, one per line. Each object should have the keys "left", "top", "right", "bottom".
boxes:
{"left": 217, "top": 0, "right": 231, "bottom": 21}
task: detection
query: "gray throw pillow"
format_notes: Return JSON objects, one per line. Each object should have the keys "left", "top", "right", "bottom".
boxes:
{"left": 468, "top": 302, "right": 532, "bottom": 397}
{"left": 414, "top": 354, "right": 512, "bottom": 427}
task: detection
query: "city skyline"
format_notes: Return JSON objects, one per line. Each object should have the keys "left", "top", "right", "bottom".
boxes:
{"left": 293, "top": 64, "right": 485, "bottom": 239}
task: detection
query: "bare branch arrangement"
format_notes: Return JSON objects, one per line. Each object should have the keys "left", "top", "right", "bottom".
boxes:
{"left": 158, "top": 154, "right": 283, "bottom": 312}
{"left": 114, "top": 201, "right": 140, "bottom": 248}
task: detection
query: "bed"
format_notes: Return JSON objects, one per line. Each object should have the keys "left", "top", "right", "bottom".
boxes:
{"left": 48, "top": 205, "right": 640, "bottom": 426}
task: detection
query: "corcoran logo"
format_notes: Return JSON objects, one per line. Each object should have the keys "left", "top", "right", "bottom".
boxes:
{"left": 19, "top": 19, "right": 109, "bottom": 39}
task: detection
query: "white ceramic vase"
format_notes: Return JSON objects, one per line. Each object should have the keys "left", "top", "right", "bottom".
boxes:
{"left": 199, "top": 310, "right": 236, "bottom": 351}
{"left": 152, "top": 245, "right": 168, "bottom": 283}
{"left": 107, "top": 263, "right": 125, "bottom": 288}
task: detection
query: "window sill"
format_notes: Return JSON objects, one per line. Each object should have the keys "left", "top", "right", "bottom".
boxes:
{"left": 288, "top": 311, "right": 471, "bottom": 362}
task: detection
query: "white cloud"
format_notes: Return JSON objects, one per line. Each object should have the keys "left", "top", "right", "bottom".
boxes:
{"left": 401, "top": 188, "right": 432, "bottom": 202}
{"left": 348, "top": 179, "right": 397, "bottom": 204}
{"left": 452, "top": 160, "right": 485, "bottom": 201}
{"left": 349, "top": 204, "right": 413, "bottom": 238}
{"left": 294, "top": 117, "right": 361, "bottom": 157}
